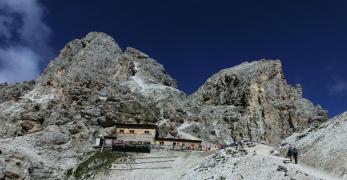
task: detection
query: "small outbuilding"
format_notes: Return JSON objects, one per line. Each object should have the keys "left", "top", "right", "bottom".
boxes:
{"left": 155, "top": 138, "right": 202, "bottom": 151}
{"left": 94, "top": 136, "right": 116, "bottom": 148}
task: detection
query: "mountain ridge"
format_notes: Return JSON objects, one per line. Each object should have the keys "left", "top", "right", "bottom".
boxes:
{"left": 0, "top": 32, "right": 329, "bottom": 179}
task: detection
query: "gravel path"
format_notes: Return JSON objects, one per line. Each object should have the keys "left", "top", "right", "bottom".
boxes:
{"left": 94, "top": 144, "right": 343, "bottom": 180}
{"left": 255, "top": 144, "right": 342, "bottom": 180}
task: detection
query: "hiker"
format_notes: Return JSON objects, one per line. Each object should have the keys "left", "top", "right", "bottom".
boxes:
{"left": 240, "top": 141, "right": 244, "bottom": 148}
{"left": 235, "top": 140, "right": 243, "bottom": 149}
{"left": 292, "top": 146, "right": 299, "bottom": 164}
{"left": 235, "top": 140, "right": 239, "bottom": 149}
{"left": 123, "top": 143, "right": 126, "bottom": 155}
{"left": 100, "top": 138, "right": 105, "bottom": 147}
{"left": 287, "top": 144, "right": 293, "bottom": 162}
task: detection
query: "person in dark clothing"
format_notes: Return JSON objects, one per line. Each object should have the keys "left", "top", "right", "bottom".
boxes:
{"left": 287, "top": 144, "right": 293, "bottom": 162}
{"left": 123, "top": 143, "right": 126, "bottom": 155}
{"left": 100, "top": 138, "right": 105, "bottom": 147}
{"left": 292, "top": 146, "right": 299, "bottom": 164}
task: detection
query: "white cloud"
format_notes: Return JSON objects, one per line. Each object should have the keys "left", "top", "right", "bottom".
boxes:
{"left": 0, "top": 0, "right": 52, "bottom": 83}
{"left": 0, "top": 47, "right": 40, "bottom": 82}
{"left": 330, "top": 76, "right": 347, "bottom": 95}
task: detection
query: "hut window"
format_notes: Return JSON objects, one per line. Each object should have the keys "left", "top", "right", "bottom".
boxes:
{"left": 119, "top": 129, "right": 124, "bottom": 134}
{"left": 130, "top": 130, "right": 135, "bottom": 134}
{"left": 144, "top": 130, "right": 150, "bottom": 135}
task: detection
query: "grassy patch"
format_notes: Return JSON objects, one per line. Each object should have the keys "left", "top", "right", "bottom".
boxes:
{"left": 73, "top": 150, "right": 121, "bottom": 179}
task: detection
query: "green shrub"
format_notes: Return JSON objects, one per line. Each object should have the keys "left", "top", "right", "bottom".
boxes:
{"left": 74, "top": 150, "right": 121, "bottom": 179}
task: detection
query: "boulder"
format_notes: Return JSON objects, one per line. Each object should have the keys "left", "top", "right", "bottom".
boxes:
{"left": 4, "top": 171, "right": 20, "bottom": 179}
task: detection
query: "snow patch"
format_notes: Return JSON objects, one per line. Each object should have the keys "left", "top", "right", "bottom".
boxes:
{"left": 134, "top": 61, "right": 140, "bottom": 71}
{"left": 177, "top": 122, "right": 201, "bottom": 140}
{"left": 124, "top": 74, "right": 182, "bottom": 101}
{"left": 131, "top": 75, "right": 148, "bottom": 92}
{"left": 1, "top": 102, "right": 22, "bottom": 114}
{"left": 126, "top": 61, "right": 182, "bottom": 98}
{"left": 22, "top": 88, "right": 56, "bottom": 104}
{"left": 158, "top": 119, "right": 169, "bottom": 126}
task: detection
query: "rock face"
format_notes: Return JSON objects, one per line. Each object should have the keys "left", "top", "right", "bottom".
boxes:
{"left": 0, "top": 32, "right": 328, "bottom": 179}
{"left": 186, "top": 61, "right": 328, "bottom": 144}
{"left": 0, "top": 81, "right": 35, "bottom": 103}
{"left": 279, "top": 112, "right": 347, "bottom": 178}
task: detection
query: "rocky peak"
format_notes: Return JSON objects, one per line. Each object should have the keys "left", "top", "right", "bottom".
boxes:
{"left": 125, "top": 47, "right": 149, "bottom": 59}
{"left": 187, "top": 59, "right": 327, "bottom": 144}
{"left": 37, "top": 32, "right": 123, "bottom": 88}
{"left": 37, "top": 33, "right": 177, "bottom": 92}
{"left": 191, "top": 60, "right": 291, "bottom": 105}
{"left": 124, "top": 47, "right": 177, "bottom": 89}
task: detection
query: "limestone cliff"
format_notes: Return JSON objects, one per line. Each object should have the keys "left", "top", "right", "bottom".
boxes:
{"left": 186, "top": 60, "right": 327, "bottom": 144}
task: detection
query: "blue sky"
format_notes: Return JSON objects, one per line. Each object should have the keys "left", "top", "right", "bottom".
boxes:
{"left": 1, "top": 0, "right": 347, "bottom": 117}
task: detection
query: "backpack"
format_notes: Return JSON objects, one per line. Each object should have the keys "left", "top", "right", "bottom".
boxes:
{"left": 292, "top": 148, "right": 298, "bottom": 155}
